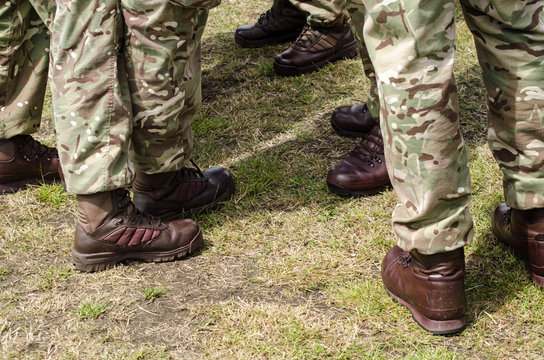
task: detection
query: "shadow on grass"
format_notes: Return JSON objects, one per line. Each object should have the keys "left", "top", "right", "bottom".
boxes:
{"left": 194, "top": 34, "right": 536, "bottom": 333}
{"left": 465, "top": 204, "right": 535, "bottom": 327}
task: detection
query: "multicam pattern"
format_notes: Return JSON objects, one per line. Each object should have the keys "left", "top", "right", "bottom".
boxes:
{"left": 463, "top": 0, "right": 544, "bottom": 210}
{"left": 1, "top": 0, "right": 216, "bottom": 194}
{"left": 290, "top": 0, "right": 350, "bottom": 28}
{"left": 346, "top": 0, "right": 544, "bottom": 253}
{"left": 51, "top": 0, "right": 214, "bottom": 194}
{"left": 344, "top": 1, "right": 379, "bottom": 118}
{"left": 0, "top": 1, "right": 51, "bottom": 139}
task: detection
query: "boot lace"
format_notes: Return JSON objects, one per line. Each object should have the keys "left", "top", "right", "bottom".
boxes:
{"left": 294, "top": 25, "right": 319, "bottom": 49}
{"left": 19, "top": 135, "right": 58, "bottom": 162}
{"left": 396, "top": 252, "right": 411, "bottom": 268}
{"left": 113, "top": 189, "right": 161, "bottom": 227}
{"left": 258, "top": 8, "right": 279, "bottom": 25}
{"left": 258, "top": 0, "right": 288, "bottom": 24}
{"left": 349, "top": 134, "right": 383, "bottom": 167}
{"left": 173, "top": 159, "right": 208, "bottom": 183}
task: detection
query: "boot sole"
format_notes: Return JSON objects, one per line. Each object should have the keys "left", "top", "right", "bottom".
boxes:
{"left": 72, "top": 229, "right": 204, "bottom": 272}
{"left": 0, "top": 177, "right": 60, "bottom": 195}
{"left": 385, "top": 288, "right": 466, "bottom": 335}
{"left": 234, "top": 31, "right": 302, "bottom": 48}
{"left": 327, "top": 180, "right": 389, "bottom": 197}
{"left": 330, "top": 119, "right": 368, "bottom": 138}
{"left": 273, "top": 40, "right": 358, "bottom": 76}
{"left": 492, "top": 229, "right": 544, "bottom": 288}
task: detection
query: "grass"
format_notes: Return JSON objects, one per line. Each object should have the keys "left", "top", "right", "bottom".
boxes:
{"left": 0, "top": 1, "right": 543, "bottom": 359}
{"left": 34, "top": 183, "right": 71, "bottom": 208}
{"left": 141, "top": 286, "right": 167, "bottom": 300}
{"left": 76, "top": 300, "right": 107, "bottom": 320}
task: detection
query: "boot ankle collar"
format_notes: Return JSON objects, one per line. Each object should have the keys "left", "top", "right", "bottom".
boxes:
{"left": 410, "top": 248, "right": 465, "bottom": 275}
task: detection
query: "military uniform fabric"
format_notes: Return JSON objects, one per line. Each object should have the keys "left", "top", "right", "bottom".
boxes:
{"left": 0, "top": 0, "right": 219, "bottom": 195}
{"left": 344, "top": 1, "right": 379, "bottom": 119}
{"left": 289, "top": 0, "right": 351, "bottom": 29}
{"left": 345, "top": 0, "right": 544, "bottom": 254}
{"left": 0, "top": 1, "right": 51, "bottom": 139}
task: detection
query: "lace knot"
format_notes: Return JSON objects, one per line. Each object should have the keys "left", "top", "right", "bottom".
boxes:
{"left": 295, "top": 25, "right": 318, "bottom": 49}
{"left": 396, "top": 253, "right": 411, "bottom": 268}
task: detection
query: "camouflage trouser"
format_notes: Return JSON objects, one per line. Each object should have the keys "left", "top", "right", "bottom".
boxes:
{"left": 0, "top": 0, "right": 219, "bottom": 195}
{"left": 289, "top": 0, "right": 350, "bottom": 28}
{"left": 346, "top": 0, "right": 544, "bottom": 254}
{"left": 0, "top": 1, "right": 50, "bottom": 139}
{"left": 344, "top": 1, "right": 378, "bottom": 118}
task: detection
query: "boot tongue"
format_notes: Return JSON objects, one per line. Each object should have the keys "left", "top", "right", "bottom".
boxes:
{"left": 77, "top": 191, "right": 117, "bottom": 233}
{"left": 352, "top": 126, "right": 383, "bottom": 158}
{"left": 362, "top": 136, "right": 382, "bottom": 153}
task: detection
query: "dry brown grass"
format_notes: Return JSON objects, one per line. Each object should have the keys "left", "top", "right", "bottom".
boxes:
{"left": 1, "top": 1, "right": 543, "bottom": 359}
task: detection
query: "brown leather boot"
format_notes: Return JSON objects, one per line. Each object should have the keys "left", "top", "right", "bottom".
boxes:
{"left": 72, "top": 189, "right": 203, "bottom": 272}
{"left": 381, "top": 246, "right": 467, "bottom": 335}
{"left": 132, "top": 161, "right": 235, "bottom": 220}
{"left": 273, "top": 24, "right": 358, "bottom": 76}
{"left": 492, "top": 204, "right": 544, "bottom": 287}
{"left": 326, "top": 124, "right": 390, "bottom": 196}
{"left": 0, "top": 135, "right": 61, "bottom": 194}
{"left": 330, "top": 103, "right": 377, "bottom": 138}
{"left": 234, "top": 0, "right": 306, "bottom": 48}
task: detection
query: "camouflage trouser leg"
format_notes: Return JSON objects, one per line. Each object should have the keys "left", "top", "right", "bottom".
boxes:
{"left": 289, "top": 0, "right": 350, "bottom": 28}
{"left": 461, "top": 0, "right": 544, "bottom": 210}
{"left": 48, "top": 0, "right": 211, "bottom": 194}
{"left": 357, "top": 0, "right": 544, "bottom": 253}
{"left": 0, "top": 1, "right": 50, "bottom": 139}
{"left": 344, "top": 1, "right": 378, "bottom": 118}
{"left": 357, "top": 0, "right": 473, "bottom": 254}
{"left": 124, "top": 2, "right": 209, "bottom": 176}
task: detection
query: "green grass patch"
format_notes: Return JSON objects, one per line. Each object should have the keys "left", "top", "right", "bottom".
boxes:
{"left": 76, "top": 300, "right": 107, "bottom": 320}
{"left": 34, "top": 183, "right": 70, "bottom": 207}
{"left": 141, "top": 285, "right": 167, "bottom": 300}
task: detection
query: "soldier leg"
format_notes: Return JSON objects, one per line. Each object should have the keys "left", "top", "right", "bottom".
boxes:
{"left": 121, "top": 1, "right": 234, "bottom": 219}
{"left": 49, "top": 0, "right": 133, "bottom": 195}
{"left": 0, "top": 0, "right": 48, "bottom": 137}
{"left": 345, "top": 1, "right": 378, "bottom": 119}
{"left": 48, "top": 0, "right": 230, "bottom": 271}
{"left": 0, "top": 0, "right": 60, "bottom": 194}
{"left": 329, "top": 1, "right": 379, "bottom": 137}
{"left": 362, "top": 0, "right": 469, "bottom": 334}
{"left": 326, "top": 1, "right": 389, "bottom": 197}
{"left": 464, "top": 0, "right": 544, "bottom": 287}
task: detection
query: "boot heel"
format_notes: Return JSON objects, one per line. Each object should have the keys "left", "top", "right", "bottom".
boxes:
{"left": 386, "top": 289, "right": 466, "bottom": 335}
